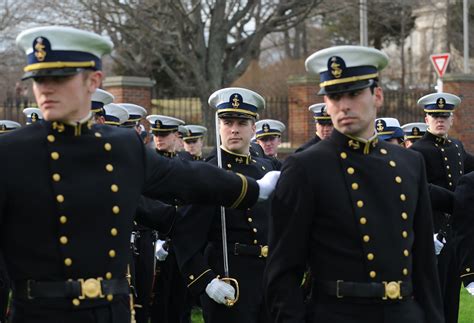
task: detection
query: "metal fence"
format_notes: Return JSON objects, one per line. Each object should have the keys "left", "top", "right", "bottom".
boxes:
{"left": 1, "top": 89, "right": 429, "bottom": 146}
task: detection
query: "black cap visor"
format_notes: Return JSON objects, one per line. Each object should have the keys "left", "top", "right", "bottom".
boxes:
{"left": 319, "top": 79, "right": 374, "bottom": 96}
{"left": 218, "top": 112, "right": 256, "bottom": 120}
{"left": 22, "top": 67, "right": 94, "bottom": 81}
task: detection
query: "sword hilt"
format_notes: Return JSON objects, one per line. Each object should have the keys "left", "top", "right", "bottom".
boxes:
{"left": 220, "top": 277, "right": 240, "bottom": 307}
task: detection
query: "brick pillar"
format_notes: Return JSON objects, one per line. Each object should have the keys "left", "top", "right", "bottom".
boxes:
{"left": 287, "top": 75, "right": 321, "bottom": 147}
{"left": 102, "top": 76, "right": 155, "bottom": 111}
{"left": 443, "top": 73, "right": 474, "bottom": 153}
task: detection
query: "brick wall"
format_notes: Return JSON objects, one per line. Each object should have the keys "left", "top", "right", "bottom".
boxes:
{"left": 287, "top": 75, "right": 322, "bottom": 147}
{"left": 102, "top": 76, "right": 155, "bottom": 112}
{"left": 443, "top": 74, "right": 474, "bottom": 153}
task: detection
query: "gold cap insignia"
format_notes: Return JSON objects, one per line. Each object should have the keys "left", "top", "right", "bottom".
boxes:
{"left": 262, "top": 124, "right": 270, "bottom": 132}
{"left": 329, "top": 56, "right": 344, "bottom": 79}
{"left": 154, "top": 120, "right": 161, "bottom": 129}
{"left": 0, "top": 124, "right": 5, "bottom": 131}
{"left": 376, "top": 119, "right": 384, "bottom": 132}
{"left": 34, "top": 37, "right": 47, "bottom": 62}
{"left": 232, "top": 94, "right": 241, "bottom": 108}
{"left": 412, "top": 127, "right": 419, "bottom": 136}
{"left": 31, "top": 113, "right": 38, "bottom": 122}
{"left": 437, "top": 97, "right": 445, "bottom": 109}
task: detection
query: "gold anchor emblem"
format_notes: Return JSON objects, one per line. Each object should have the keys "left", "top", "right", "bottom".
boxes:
{"left": 437, "top": 98, "right": 445, "bottom": 108}
{"left": 52, "top": 121, "right": 65, "bottom": 133}
{"left": 348, "top": 140, "right": 360, "bottom": 150}
{"left": 376, "top": 120, "right": 384, "bottom": 132}
{"left": 412, "top": 127, "right": 419, "bottom": 136}
{"left": 31, "top": 113, "right": 38, "bottom": 122}
{"left": 232, "top": 95, "right": 240, "bottom": 108}
{"left": 235, "top": 157, "right": 243, "bottom": 164}
{"left": 330, "top": 57, "right": 342, "bottom": 78}
{"left": 34, "top": 37, "right": 47, "bottom": 62}
{"left": 263, "top": 124, "right": 270, "bottom": 132}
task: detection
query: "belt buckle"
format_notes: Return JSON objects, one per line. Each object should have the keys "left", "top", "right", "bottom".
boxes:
{"left": 259, "top": 245, "right": 268, "bottom": 258}
{"left": 336, "top": 280, "right": 344, "bottom": 298}
{"left": 78, "top": 278, "right": 104, "bottom": 300}
{"left": 382, "top": 281, "right": 402, "bottom": 300}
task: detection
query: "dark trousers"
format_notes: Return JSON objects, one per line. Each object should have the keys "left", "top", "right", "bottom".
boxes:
{"left": 9, "top": 297, "right": 131, "bottom": 323}
{"left": 150, "top": 250, "right": 189, "bottom": 323}
{"left": 133, "top": 231, "right": 155, "bottom": 323}
{"left": 310, "top": 297, "right": 425, "bottom": 323}
{"left": 437, "top": 240, "right": 461, "bottom": 323}
{"left": 0, "top": 287, "right": 9, "bottom": 323}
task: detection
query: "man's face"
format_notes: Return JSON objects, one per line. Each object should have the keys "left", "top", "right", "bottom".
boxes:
{"left": 219, "top": 117, "right": 255, "bottom": 154}
{"left": 316, "top": 123, "right": 334, "bottom": 139}
{"left": 425, "top": 114, "right": 453, "bottom": 136}
{"left": 184, "top": 138, "right": 203, "bottom": 156}
{"left": 33, "top": 71, "right": 102, "bottom": 122}
{"left": 257, "top": 135, "right": 281, "bottom": 157}
{"left": 153, "top": 131, "right": 179, "bottom": 152}
{"left": 324, "top": 87, "right": 382, "bottom": 139}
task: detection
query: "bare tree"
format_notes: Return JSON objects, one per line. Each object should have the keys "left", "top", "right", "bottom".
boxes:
{"left": 45, "top": 0, "right": 320, "bottom": 140}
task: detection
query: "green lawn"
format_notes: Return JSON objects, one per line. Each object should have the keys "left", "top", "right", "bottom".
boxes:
{"left": 190, "top": 290, "right": 474, "bottom": 323}
{"left": 459, "top": 288, "right": 474, "bottom": 323}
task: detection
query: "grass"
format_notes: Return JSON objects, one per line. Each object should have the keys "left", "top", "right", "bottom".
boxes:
{"left": 459, "top": 288, "right": 474, "bottom": 323}
{"left": 189, "top": 290, "right": 474, "bottom": 323}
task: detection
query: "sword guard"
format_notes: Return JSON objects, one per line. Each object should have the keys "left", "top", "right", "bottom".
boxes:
{"left": 220, "top": 277, "right": 240, "bottom": 307}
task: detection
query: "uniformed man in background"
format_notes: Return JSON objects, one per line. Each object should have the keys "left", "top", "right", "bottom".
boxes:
{"left": 91, "top": 88, "right": 114, "bottom": 125}
{"left": 410, "top": 92, "right": 474, "bottom": 323}
{"left": 146, "top": 114, "right": 185, "bottom": 159}
{"left": 22, "top": 107, "right": 43, "bottom": 125}
{"left": 401, "top": 122, "right": 427, "bottom": 148}
{"left": 103, "top": 103, "right": 130, "bottom": 126}
{"left": 374, "top": 117, "right": 405, "bottom": 146}
{"left": 174, "top": 87, "right": 274, "bottom": 323}
{"left": 255, "top": 119, "right": 285, "bottom": 170}
{"left": 295, "top": 103, "right": 333, "bottom": 153}
{"left": 181, "top": 124, "right": 207, "bottom": 161}
{"left": 265, "top": 45, "right": 443, "bottom": 323}
{"left": 2, "top": 25, "right": 278, "bottom": 323}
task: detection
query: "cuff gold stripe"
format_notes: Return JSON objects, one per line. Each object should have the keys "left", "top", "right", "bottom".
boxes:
{"left": 24, "top": 61, "right": 96, "bottom": 72}
{"left": 461, "top": 272, "right": 474, "bottom": 278}
{"left": 320, "top": 73, "right": 379, "bottom": 87}
{"left": 230, "top": 173, "right": 248, "bottom": 209}
{"left": 187, "top": 269, "right": 212, "bottom": 288}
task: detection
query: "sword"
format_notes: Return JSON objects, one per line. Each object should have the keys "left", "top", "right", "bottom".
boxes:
{"left": 214, "top": 112, "right": 240, "bottom": 307}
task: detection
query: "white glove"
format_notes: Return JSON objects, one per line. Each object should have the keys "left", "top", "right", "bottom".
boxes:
{"left": 257, "top": 171, "right": 280, "bottom": 201}
{"left": 205, "top": 278, "right": 235, "bottom": 305}
{"left": 466, "top": 282, "right": 474, "bottom": 295}
{"left": 433, "top": 233, "right": 446, "bottom": 256}
{"left": 155, "top": 239, "right": 169, "bottom": 261}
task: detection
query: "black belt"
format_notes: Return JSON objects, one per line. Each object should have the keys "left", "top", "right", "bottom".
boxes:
{"left": 14, "top": 278, "right": 129, "bottom": 300}
{"left": 233, "top": 243, "right": 268, "bottom": 258}
{"left": 318, "top": 280, "right": 412, "bottom": 300}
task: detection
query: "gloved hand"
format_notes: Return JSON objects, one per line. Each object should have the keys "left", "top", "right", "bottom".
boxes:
{"left": 433, "top": 233, "right": 446, "bottom": 256}
{"left": 205, "top": 278, "right": 235, "bottom": 305}
{"left": 155, "top": 239, "right": 169, "bottom": 261}
{"left": 466, "top": 282, "right": 474, "bottom": 296}
{"left": 257, "top": 171, "right": 280, "bottom": 201}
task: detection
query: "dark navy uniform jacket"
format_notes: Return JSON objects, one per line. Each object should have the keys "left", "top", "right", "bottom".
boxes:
{"left": 410, "top": 131, "right": 474, "bottom": 190}
{"left": 453, "top": 173, "right": 474, "bottom": 285}
{"left": 174, "top": 148, "right": 273, "bottom": 307}
{"left": 295, "top": 135, "right": 321, "bottom": 153}
{"left": 264, "top": 130, "right": 443, "bottom": 323}
{"left": 0, "top": 120, "right": 258, "bottom": 310}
